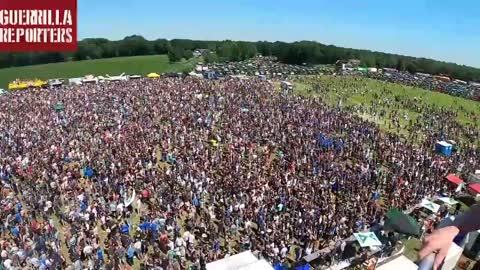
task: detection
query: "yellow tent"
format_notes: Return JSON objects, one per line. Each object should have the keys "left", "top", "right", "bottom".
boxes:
{"left": 8, "top": 83, "right": 19, "bottom": 90}
{"left": 34, "top": 80, "right": 47, "bottom": 87}
{"left": 8, "top": 82, "right": 27, "bottom": 90}
{"left": 147, "top": 72, "right": 160, "bottom": 78}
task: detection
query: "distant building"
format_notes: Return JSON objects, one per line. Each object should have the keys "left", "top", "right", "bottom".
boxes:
{"left": 469, "top": 81, "right": 480, "bottom": 87}
{"left": 453, "top": 79, "right": 467, "bottom": 85}
{"left": 415, "top": 72, "right": 432, "bottom": 78}
{"left": 336, "top": 59, "right": 361, "bottom": 70}
{"left": 382, "top": 68, "right": 398, "bottom": 73}
{"left": 434, "top": 75, "right": 451, "bottom": 82}
{"left": 193, "top": 49, "right": 210, "bottom": 57}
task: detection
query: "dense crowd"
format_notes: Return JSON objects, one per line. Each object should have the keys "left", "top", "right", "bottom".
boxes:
{"left": 199, "top": 57, "right": 320, "bottom": 78}
{"left": 0, "top": 77, "right": 478, "bottom": 270}
{"left": 364, "top": 71, "right": 480, "bottom": 100}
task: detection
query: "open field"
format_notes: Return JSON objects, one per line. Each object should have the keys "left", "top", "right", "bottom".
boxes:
{"left": 0, "top": 55, "right": 197, "bottom": 88}
{"left": 293, "top": 75, "right": 480, "bottom": 145}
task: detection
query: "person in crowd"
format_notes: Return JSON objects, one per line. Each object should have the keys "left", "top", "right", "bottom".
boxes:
{"left": 0, "top": 76, "right": 477, "bottom": 269}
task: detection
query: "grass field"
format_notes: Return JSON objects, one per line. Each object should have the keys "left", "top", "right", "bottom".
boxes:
{"left": 293, "top": 75, "right": 480, "bottom": 144}
{"left": 0, "top": 55, "right": 197, "bottom": 88}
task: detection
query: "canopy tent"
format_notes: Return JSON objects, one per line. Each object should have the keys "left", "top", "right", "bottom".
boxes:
{"left": 437, "top": 197, "right": 459, "bottom": 206}
{"left": 33, "top": 80, "right": 47, "bottom": 87}
{"left": 147, "top": 72, "right": 160, "bottom": 78}
{"left": 238, "top": 260, "right": 274, "bottom": 270}
{"left": 206, "top": 251, "right": 273, "bottom": 270}
{"left": 421, "top": 199, "right": 441, "bottom": 213}
{"left": 353, "top": 232, "right": 382, "bottom": 247}
{"left": 384, "top": 209, "right": 421, "bottom": 237}
{"left": 446, "top": 174, "right": 463, "bottom": 185}
{"left": 48, "top": 79, "right": 64, "bottom": 86}
{"left": 8, "top": 82, "right": 28, "bottom": 90}
{"left": 82, "top": 75, "right": 98, "bottom": 83}
{"left": 468, "top": 183, "right": 480, "bottom": 194}
{"left": 105, "top": 73, "right": 128, "bottom": 81}
{"left": 68, "top": 77, "right": 83, "bottom": 85}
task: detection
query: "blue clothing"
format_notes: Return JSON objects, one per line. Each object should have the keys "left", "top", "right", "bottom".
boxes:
{"left": 127, "top": 246, "right": 135, "bottom": 258}
{"left": 97, "top": 248, "right": 104, "bottom": 260}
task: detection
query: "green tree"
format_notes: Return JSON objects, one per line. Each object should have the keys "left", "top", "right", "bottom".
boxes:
{"left": 167, "top": 47, "right": 182, "bottom": 63}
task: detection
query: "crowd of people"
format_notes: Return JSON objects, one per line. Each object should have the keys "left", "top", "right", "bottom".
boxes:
{"left": 198, "top": 56, "right": 321, "bottom": 78}
{"left": 0, "top": 77, "right": 478, "bottom": 269}
{"left": 364, "top": 70, "right": 480, "bottom": 101}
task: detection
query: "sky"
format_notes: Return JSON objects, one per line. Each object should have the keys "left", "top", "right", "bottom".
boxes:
{"left": 78, "top": 0, "right": 480, "bottom": 67}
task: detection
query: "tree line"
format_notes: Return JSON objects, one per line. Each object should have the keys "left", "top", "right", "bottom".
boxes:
{"left": 0, "top": 35, "right": 479, "bottom": 82}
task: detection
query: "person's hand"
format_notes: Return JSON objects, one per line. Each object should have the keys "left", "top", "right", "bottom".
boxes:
{"left": 419, "top": 225, "right": 460, "bottom": 270}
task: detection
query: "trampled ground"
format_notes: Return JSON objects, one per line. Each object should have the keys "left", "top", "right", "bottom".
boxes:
{"left": 293, "top": 75, "right": 480, "bottom": 145}
{"left": 0, "top": 55, "right": 197, "bottom": 88}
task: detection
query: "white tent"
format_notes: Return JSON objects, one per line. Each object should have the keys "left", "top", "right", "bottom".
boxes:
{"left": 206, "top": 251, "right": 273, "bottom": 270}
{"left": 68, "top": 77, "right": 83, "bottom": 85}
{"left": 48, "top": 79, "right": 64, "bottom": 86}
{"left": 189, "top": 71, "right": 203, "bottom": 78}
{"left": 105, "top": 73, "right": 128, "bottom": 81}
{"left": 437, "top": 197, "right": 459, "bottom": 206}
{"left": 82, "top": 75, "right": 98, "bottom": 84}
{"left": 238, "top": 260, "right": 273, "bottom": 270}
{"left": 421, "top": 199, "right": 440, "bottom": 213}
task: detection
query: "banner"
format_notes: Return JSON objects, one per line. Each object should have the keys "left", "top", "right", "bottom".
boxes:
{"left": 0, "top": 0, "right": 77, "bottom": 51}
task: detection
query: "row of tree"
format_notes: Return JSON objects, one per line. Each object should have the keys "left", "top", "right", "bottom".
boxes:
{"left": 1, "top": 35, "right": 479, "bottom": 82}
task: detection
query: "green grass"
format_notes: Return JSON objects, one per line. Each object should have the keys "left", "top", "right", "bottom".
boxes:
{"left": 402, "top": 238, "right": 422, "bottom": 262}
{"left": 293, "top": 75, "right": 480, "bottom": 144}
{"left": 0, "top": 55, "right": 197, "bottom": 88}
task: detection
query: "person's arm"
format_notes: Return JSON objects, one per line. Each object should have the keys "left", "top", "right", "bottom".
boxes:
{"left": 419, "top": 204, "right": 480, "bottom": 270}
{"left": 451, "top": 204, "right": 480, "bottom": 234}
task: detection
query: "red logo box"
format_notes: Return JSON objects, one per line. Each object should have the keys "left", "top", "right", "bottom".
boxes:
{"left": 0, "top": 0, "right": 77, "bottom": 51}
